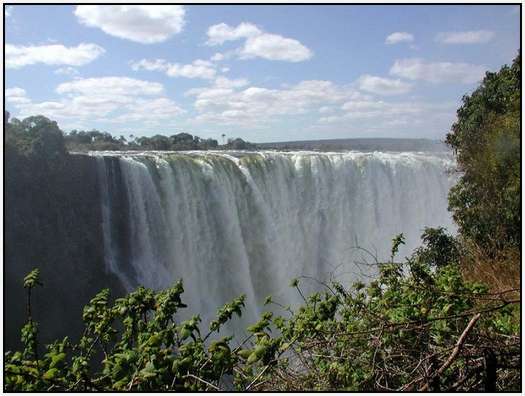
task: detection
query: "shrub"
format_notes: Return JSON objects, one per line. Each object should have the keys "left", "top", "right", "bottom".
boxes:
{"left": 5, "top": 230, "right": 520, "bottom": 391}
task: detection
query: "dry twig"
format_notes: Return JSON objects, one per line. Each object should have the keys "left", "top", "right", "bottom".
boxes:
{"left": 419, "top": 313, "right": 481, "bottom": 391}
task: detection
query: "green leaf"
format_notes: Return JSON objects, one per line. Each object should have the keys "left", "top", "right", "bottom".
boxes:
{"left": 247, "top": 352, "right": 259, "bottom": 364}
{"left": 23, "top": 269, "right": 42, "bottom": 289}
{"left": 180, "top": 328, "right": 191, "bottom": 340}
{"left": 50, "top": 352, "right": 66, "bottom": 368}
{"left": 140, "top": 361, "right": 157, "bottom": 379}
{"left": 43, "top": 368, "right": 59, "bottom": 380}
{"left": 238, "top": 349, "right": 252, "bottom": 359}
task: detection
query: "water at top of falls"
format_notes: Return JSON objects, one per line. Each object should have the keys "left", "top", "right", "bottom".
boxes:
{"left": 88, "top": 148, "right": 454, "bottom": 159}
{"left": 91, "top": 149, "right": 457, "bottom": 340}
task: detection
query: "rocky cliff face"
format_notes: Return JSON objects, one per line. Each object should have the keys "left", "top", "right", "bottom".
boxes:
{"left": 5, "top": 150, "right": 125, "bottom": 350}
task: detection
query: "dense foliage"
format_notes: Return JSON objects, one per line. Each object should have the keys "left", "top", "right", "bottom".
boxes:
{"left": 445, "top": 53, "right": 521, "bottom": 253}
{"left": 4, "top": 230, "right": 520, "bottom": 391}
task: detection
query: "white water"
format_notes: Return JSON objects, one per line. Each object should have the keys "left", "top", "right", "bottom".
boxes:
{"left": 92, "top": 150, "right": 456, "bottom": 332}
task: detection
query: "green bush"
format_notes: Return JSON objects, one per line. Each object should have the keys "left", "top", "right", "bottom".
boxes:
{"left": 5, "top": 230, "right": 520, "bottom": 391}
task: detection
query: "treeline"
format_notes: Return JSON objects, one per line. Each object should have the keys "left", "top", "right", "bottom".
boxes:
{"left": 66, "top": 130, "right": 256, "bottom": 151}
{"left": 5, "top": 112, "right": 256, "bottom": 155}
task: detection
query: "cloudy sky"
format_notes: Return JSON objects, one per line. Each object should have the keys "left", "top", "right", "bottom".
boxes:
{"left": 5, "top": 4, "right": 520, "bottom": 142}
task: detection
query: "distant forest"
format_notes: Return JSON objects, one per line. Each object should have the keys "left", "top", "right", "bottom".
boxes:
{"left": 4, "top": 111, "right": 257, "bottom": 153}
{"left": 64, "top": 129, "right": 257, "bottom": 151}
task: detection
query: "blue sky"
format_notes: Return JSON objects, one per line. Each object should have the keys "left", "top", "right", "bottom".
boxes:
{"left": 5, "top": 4, "right": 520, "bottom": 143}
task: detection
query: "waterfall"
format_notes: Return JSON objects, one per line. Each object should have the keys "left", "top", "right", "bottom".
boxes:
{"left": 93, "top": 150, "right": 456, "bottom": 333}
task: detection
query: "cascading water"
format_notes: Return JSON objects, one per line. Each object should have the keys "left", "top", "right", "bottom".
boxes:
{"left": 93, "top": 150, "right": 456, "bottom": 334}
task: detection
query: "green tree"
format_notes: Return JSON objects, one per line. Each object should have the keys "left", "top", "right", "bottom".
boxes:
{"left": 6, "top": 115, "right": 67, "bottom": 162}
{"left": 445, "top": 53, "right": 520, "bottom": 253}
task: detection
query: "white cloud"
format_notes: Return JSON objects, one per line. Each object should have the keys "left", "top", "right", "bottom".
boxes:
{"left": 184, "top": 76, "right": 250, "bottom": 97}
{"left": 6, "top": 6, "right": 13, "bottom": 18}
{"left": 206, "top": 22, "right": 261, "bottom": 46}
{"left": 54, "top": 66, "right": 80, "bottom": 76}
{"left": 210, "top": 52, "right": 225, "bottom": 61}
{"left": 240, "top": 33, "right": 312, "bottom": 62}
{"left": 56, "top": 77, "right": 164, "bottom": 96}
{"left": 319, "top": 106, "right": 336, "bottom": 114}
{"left": 131, "top": 58, "right": 170, "bottom": 72}
{"left": 187, "top": 79, "right": 361, "bottom": 126}
{"left": 389, "top": 58, "right": 486, "bottom": 84}
{"left": 385, "top": 32, "right": 414, "bottom": 45}
{"left": 206, "top": 22, "right": 313, "bottom": 62}
{"left": 181, "top": 76, "right": 456, "bottom": 138}
{"left": 6, "top": 87, "right": 27, "bottom": 98}
{"left": 132, "top": 58, "right": 217, "bottom": 79}
{"left": 6, "top": 87, "right": 31, "bottom": 104}
{"left": 338, "top": 100, "right": 390, "bottom": 119}
{"left": 214, "top": 76, "right": 250, "bottom": 88}
{"left": 435, "top": 30, "right": 495, "bottom": 44}
{"left": 74, "top": 5, "right": 185, "bottom": 44}
{"left": 318, "top": 98, "right": 457, "bottom": 132}
{"left": 357, "top": 75, "right": 413, "bottom": 95}
{"left": 111, "top": 98, "right": 185, "bottom": 123}
{"left": 8, "top": 77, "right": 183, "bottom": 126}
{"left": 6, "top": 43, "right": 104, "bottom": 69}
{"left": 167, "top": 60, "right": 216, "bottom": 79}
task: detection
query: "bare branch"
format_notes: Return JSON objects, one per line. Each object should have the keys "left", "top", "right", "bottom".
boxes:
{"left": 419, "top": 313, "right": 481, "bottom": 391}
